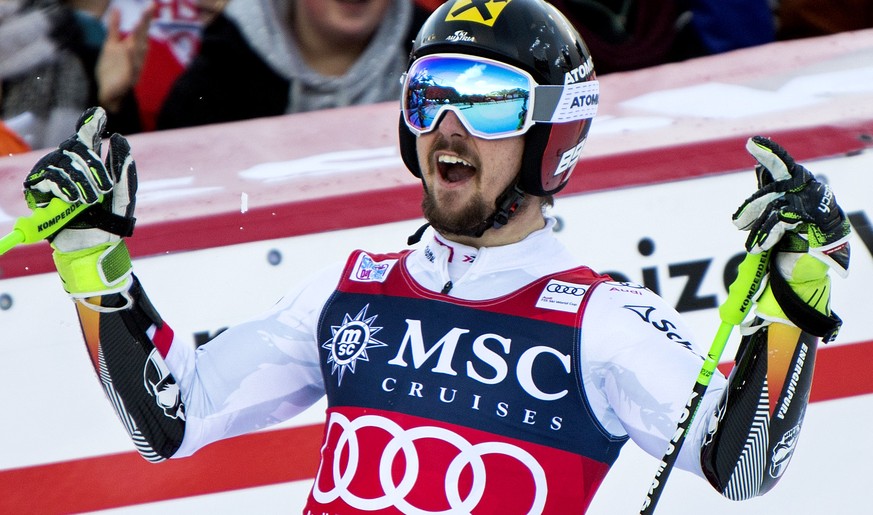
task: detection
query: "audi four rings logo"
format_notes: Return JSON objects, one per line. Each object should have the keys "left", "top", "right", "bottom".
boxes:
{"left": 312, "top": 412, "right": 548, "bottom": 513}
{"left": 545, "top": 283, "right": 586, "bottom": 296}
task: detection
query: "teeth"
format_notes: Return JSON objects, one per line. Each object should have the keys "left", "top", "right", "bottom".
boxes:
{"left": 438, "top": 155, "right": 473, "bottom": 167}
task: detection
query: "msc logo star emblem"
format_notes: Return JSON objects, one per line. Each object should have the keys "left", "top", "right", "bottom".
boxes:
{"left": 446, "top": 0, "right": 513, "bottom": 27}
{"left": 322, "top": 304, "right": 388, "bottom": 385}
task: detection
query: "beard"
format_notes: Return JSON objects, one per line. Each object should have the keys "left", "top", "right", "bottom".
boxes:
{"left": 419, "top": 132, "right": 495, "bottom": 237}
{"left": 421, "top": 186, "right": 493, "bottom": 237}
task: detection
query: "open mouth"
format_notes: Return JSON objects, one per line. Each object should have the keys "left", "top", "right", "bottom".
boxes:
{"left": 437, "top": 154, "right": 477, "bottom": 184}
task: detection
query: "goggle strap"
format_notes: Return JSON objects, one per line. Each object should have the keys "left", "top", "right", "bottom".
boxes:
{"left": 532, "top": 80, "right": 599, "bottom": 123}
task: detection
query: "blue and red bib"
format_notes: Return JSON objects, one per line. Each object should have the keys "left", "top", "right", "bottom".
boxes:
{"left": 306, "top": 250, "right": 627, "bottom": 514}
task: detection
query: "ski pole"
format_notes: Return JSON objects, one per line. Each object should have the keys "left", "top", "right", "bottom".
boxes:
{"left": 0, "top": 197, "right": 91, "bottom": 256}
{"left": 640, "top": 249, "right": 771, "bottom": 514}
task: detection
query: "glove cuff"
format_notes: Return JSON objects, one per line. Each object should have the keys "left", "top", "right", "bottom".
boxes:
{"left": 53, "top": 240, "right": 132, "bottom": 298}
{"left": 756, "top": 265, "right": 842, "bottom": 342}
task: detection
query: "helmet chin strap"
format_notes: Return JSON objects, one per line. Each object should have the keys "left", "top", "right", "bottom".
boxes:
{"left": 407, "top": 178, "right": 527, "bottom": 244}
{"left": 475, "top": 182, "right": 526, "bottom": 237}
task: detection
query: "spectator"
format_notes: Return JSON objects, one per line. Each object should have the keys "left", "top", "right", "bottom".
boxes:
{"left": 92, "top": 3, "right": 152, "bottom": 131}
{"left": 108, "top": 0, "right": 210, "bottom": 131}
{"left": 156, "top": 0, "right": 431, "bottom": 129}
{"left": 550, "top": 0, "right": 693, "bottom": 74}
{"left": 551, "top": 0, "right": 775, "bottom": 74}
{"left": 683, "top": 0, "right": 775, "bottom": 55}
{"left": 0, "top": 0, "right": 149, "bottom": 150}
{"left": 0, "top": 1, "right": 90, "bottom": 150}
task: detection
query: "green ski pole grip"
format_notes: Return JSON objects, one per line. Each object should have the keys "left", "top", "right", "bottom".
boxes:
{"left": 0, "top": 197, "right": 90, "bottom": 255}
{"left": 698, "top": 250, "right": 771, "bottom": 385}
{"left": 719, "top": 250, "right": 771, "bottom": 326}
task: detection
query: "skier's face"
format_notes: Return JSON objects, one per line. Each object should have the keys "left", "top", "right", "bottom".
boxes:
{"left": 416, "top": 111, "right": 524, "bottom": 237}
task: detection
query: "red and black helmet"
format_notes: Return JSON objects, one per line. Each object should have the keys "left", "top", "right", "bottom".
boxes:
{"left": 399, "top": 0, "right": 598, "bottom": 196}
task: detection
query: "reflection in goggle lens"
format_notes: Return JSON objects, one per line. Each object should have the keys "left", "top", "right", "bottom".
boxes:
{"left": 403, "top": 55, "right": 535, "bottom": 139}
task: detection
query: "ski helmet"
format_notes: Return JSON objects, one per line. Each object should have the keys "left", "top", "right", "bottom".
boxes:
{"left": 399, "top": 0, "right": 598, "bottom": 196}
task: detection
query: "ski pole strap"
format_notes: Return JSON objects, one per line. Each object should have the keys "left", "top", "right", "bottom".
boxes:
{"left": 768, "top": 264, "right": 842, "bottom": 342}
{"left": 77, "top": 207, "right": 136, "bottom": 237}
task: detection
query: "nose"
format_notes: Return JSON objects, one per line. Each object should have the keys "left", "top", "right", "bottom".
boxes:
{"left": 435, "top": 110, "right": 469, "bottom": 138}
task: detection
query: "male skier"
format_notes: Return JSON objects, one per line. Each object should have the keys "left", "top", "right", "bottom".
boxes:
{"left": 19, "top": 0, "right": 851, "bottom": 513}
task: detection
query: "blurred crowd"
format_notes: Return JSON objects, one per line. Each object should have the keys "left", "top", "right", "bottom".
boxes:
{"left": 0, "top": 0, "right": 870, "bottom": 156}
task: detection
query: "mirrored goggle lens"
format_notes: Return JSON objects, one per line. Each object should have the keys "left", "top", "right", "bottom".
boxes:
{"left": 402, "top": 55, "right": 536, "bottom": 139}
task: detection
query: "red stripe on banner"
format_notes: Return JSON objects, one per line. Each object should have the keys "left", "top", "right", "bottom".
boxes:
{"left": 0, "top": 339, "right": 870, "bottom": 514}
{"left": 805, "top": 340, "right": 873, "bottom": 402}
{"left": 0, "top": 424, "right": 324, "bottom": 515}
{"left": 1, "top": 122, "right": 869, "bottom": 280}
{"left": 717, "top": 339, "right": 873, "bottom": 402}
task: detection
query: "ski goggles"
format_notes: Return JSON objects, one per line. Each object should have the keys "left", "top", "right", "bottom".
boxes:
{"left": 401, "top": 53, "right": 599, "bottom": 140}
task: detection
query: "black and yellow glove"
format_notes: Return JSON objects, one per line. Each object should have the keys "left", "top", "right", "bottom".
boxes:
{"left": 23, "top": 107, "right": 137, "bottom": 302}
{"left": 733, "top": 136, "right": 851, "bottom": 341}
